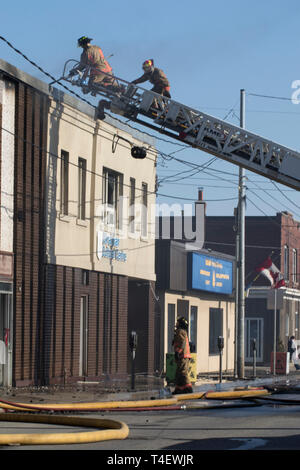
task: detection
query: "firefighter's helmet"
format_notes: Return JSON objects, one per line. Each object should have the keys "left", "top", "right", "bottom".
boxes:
{"left": 77, "top": 36, "right": 93, "bottom": 47}
{"left": 176, "top": 316, "right": 188, "bottom": 331}
{"left": 142, "top": 59, "right": 154, "bottom": 72}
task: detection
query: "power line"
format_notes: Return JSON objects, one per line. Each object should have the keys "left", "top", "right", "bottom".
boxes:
{"left": 2, "top": 36, "right": 300, "bottom": 218}
{"left": 270, "top": 180, "right": 300, "bottom": 212}
{"left": 247, "top": 92, "right": 293, "bottom": 102}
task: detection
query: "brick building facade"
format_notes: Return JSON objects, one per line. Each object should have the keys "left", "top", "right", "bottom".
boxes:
{"left": 205, "top": 212, "right": 300, "bottom": 289}
{"left": 205, "top": 211, "right": 300, "bottom": 365}
{"left": 0, "top": 59, "right": 157, "bottom": 387}
{"left": 13, "top": 81, "right": 48, "bottom": 385}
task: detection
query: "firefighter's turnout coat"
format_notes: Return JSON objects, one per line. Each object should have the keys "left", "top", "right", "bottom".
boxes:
{"left": 173, "top": 327, "right": 192, "bottom": 391}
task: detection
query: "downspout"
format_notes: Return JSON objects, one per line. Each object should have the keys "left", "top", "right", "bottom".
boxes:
{"left": 90, "top": 120, "right": 100, "bottom": 271}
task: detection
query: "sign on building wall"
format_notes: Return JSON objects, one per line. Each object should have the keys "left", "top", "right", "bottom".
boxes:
{"left": 188, "top": 252, "right": 233, "bottom": 294}
{"left": 97, "top": 231, "right": 127, "bottom": 262}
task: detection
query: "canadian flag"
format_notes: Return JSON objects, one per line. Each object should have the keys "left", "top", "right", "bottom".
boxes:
{"left": 255, "top": 257, "right": 286, "bottom": 289}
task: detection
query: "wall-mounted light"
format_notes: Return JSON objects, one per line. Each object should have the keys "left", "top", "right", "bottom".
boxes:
{"left": 112, "top": 134, "right": 147, "bottom": 159}
{"left": 131, "top": 146, "right": 147, "bottom": 159}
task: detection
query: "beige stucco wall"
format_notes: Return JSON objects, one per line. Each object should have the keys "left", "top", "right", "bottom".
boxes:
{"left": 162, "top": 292, "right": 235, "bottom": 375}
{"left": 46, "top": 99, "right": 156, "bottom": 281}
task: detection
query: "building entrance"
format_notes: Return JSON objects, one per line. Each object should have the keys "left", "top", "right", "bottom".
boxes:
{"left": 0, "top": 286, "right": 13, "bottom": 386}
{"left": 245, "top": 317, "right": 264, "bottom": 363}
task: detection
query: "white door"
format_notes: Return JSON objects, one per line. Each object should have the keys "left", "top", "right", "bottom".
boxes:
{"left": 245, "top": 318, "right": 264, "bottom": 362}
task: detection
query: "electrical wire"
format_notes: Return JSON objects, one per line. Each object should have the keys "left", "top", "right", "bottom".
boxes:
{"left": 2, "top": 35, "right": 300, "bottom": 221}
{"left": 0, "top": 36, "right": 263, "bottom": 202}
{"left": 270, "top": 180, "right": 300, "bottom": 212}
{"left": 156, "top": 103, "right": 240, "bottom": 186}
{"left": 247, "top": 92, "right": 294, "bottom": 102}
{"left": 0, "top": 125, "right": 238, "bottom": 205}
{"left": 0, "top": 34, "right": 261, "bottom": 186}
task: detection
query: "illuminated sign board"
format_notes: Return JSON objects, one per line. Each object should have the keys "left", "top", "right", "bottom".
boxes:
{"left": 188, "top": 253, "right": 233, "bottom": 294}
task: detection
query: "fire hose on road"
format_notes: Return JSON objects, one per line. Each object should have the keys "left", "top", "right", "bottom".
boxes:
{"left": 0, "top": 388, "right": 272, "bottom": 446}
{"left": 0, "top": 413, "right": 129, "bottom": 445}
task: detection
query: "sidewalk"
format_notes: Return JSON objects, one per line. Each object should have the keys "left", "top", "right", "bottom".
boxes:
{"left": 1, "top": 366, "right": 299, "bottom": 406}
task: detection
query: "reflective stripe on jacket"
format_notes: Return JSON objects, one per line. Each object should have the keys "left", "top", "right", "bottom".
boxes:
{"left": 80, "top": 45, "right": 112, "bottom": 76}
{"left": 173, "top": 328, "right": 191, "bottom": 359}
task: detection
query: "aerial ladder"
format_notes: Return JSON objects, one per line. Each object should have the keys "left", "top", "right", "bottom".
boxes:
{"left": 51, "top": 61, "right": 300, "bottom": 191}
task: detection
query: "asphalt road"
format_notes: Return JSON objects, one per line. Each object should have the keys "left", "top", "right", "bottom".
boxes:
{"left": 1, "top": 397, "right": 300, "bottom": 457}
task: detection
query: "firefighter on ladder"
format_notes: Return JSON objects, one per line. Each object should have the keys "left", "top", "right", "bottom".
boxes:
{"left": 69, "top": 36, "right": 120, "bottom": 95}
{"left": 131, "top": 59, "right": 171, "bottom": 108}
{"left": 172, "top": 317, "right": 193, "bottom": 394}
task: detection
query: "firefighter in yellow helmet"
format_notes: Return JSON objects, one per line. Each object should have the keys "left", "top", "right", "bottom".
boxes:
{"left": 132, "top": 59, "right": 171, "bottom": 102}
{"left": 172, "top": 317, "right": 193, "bottom": 394}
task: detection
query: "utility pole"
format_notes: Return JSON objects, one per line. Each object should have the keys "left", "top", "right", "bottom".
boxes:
{"left": 234, "top": 206, "right": 239, "bottom": 378}
{"left": 237, "top": 89, "right": 246, "bottom": 379}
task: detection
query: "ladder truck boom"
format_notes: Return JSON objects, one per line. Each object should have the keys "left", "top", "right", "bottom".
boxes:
{"left": 57, "top": 66, "right": 300, "bottom": 191}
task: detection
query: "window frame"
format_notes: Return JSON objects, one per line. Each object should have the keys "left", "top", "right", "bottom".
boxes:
{"left": 102, "top": 167, "right": 124, "bottom": 229}
{"left": 292, "top": 248, "right": 297, "bottom": 284}
{"left": 60, "top": 150, "right": 69, "bottom": 216}
{"left": 129, "top": 177, "right": 136, "bottom": 233}
{"left": 78, "top": 157, "right": 87, "bottom": 221}
{"left": 141, "top": 182, "right": 148, "bottom": 237}
{"left": 284, "top": 245, "right": 289, "bottom": 281}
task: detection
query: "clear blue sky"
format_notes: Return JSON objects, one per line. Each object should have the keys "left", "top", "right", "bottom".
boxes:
{"left": 2, "top": 0, "right": 300, "bottom": 218}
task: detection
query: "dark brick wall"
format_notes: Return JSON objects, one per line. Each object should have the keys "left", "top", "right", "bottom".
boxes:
{"left": 43, "top": 265, "right": 129, "bottom": 385}
{"left": 13, "top": 82, "right": 48, "bottom": 386}
{"left": 279, "top": 212, "right": 300, "bottom": 288}
{"left": 205, "top": 213, "right": 300, "bottom": 288}
{"left": 205, "top": 215, "right": 282, "bottom": 287}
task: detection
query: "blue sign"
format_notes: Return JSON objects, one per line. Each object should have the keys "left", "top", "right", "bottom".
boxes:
{"left": 97, "top": 231, "right": 127, "bottom": 262}
{"left": 188, "top": 253, "right": 233, "bottom": 294}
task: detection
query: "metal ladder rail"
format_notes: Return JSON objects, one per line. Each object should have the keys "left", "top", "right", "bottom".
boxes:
{"left": 63, "top": 72, "right": 300, "bottom": 190}
{"left": 111, "top": 88, "right": 300, "bottom": 191}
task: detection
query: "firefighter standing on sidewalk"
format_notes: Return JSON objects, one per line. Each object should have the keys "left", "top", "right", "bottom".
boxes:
{"left": 173, "top": 317, "right": 193, "bottom": 394}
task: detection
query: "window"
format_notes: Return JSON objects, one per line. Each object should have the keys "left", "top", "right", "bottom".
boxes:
{"left": 293, "top": 249, "right": 298, "bottom": 284}
{"left": 79, "top": 295, "right": 89, "bottom": 377}
{"left": 141, "top": 182, "right": 148, "bottom": 237}
{"left": 167, "top": 304, "right": 176, "bottom": 353}
{"left": 190, "top": 306, "right": 198, "bottom": 352}
{"left": 177, "top": 299, "right": 189, "bottom": 320}
{"left": 82, "top": 270, "right": 89, "bottom": 286}
{"left": 129, "top": 177, "right": 135, "bottom": 233}
{"left": 60, "top": 150, "right": 69, "bottom": 215}
{"left": 102, "top": 168, "right": 123, "bottom": 228}
{"left": 284, "top": 245, "right": 289, "bottom": 281}
{"left": 78, "top": 158, "right": 87, "bottom": 220}
{"left": 209, "top": 308, "right": 223, "bottom": 355}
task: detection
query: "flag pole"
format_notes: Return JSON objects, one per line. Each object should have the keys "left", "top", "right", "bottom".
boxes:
{"left": 273, "top": 288, "right": 277, "bottom": 376}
